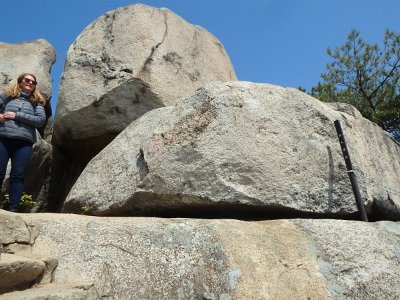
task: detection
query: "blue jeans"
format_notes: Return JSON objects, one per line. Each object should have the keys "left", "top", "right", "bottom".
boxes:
{"left": 0, "top": 138, "right": 33, "bottom": 211}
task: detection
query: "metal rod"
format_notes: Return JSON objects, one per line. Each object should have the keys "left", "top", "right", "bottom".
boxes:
{"left": 334, "top": 120, "right": 369, "bottom": 222}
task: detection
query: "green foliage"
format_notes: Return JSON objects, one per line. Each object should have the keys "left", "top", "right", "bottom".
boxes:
{"left": 0, "top": 194, "right": 8, "bottom": 209}
{"left": 20, "top": 193, "right": 35, "bottom": 208}
{"left": 0, "top": 194, "right": 10, "bottom": 209}
{"left": 311, "top": 29, "right": 400, "bottom": 141}
{"left": 81, "top": 204, "right": 92, "bottom": 215}
{"left": 0, "top": 193, "right": 36, "bottom": 209}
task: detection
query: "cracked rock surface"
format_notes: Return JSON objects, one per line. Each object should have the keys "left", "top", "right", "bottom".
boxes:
{"left": 1, "top": 211, "right": 400, "bottom": 299}
{"left": 63, "top": 81, "right": 400, "bottom": 219}
{"left": 53, "top": 4, "right": 236, "bottom": 160}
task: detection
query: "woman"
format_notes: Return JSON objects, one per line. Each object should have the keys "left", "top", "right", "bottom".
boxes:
{"left": 0, "top": 73, "right": 46, "bottom": 212}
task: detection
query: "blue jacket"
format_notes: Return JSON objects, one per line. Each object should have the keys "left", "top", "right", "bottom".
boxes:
{"left": 0, "top": 93, "right": 46, "bottom": 144}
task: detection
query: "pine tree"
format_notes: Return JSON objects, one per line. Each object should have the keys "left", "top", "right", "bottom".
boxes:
{"left": 311, "top": 29, "right": 400, "bottom": 142}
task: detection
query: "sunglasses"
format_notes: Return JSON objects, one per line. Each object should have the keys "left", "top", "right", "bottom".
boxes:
{"left": 23, "top": 78, "right": 37, "bottom": 85}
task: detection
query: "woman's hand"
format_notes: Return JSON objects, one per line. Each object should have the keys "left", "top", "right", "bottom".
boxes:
{"left": 0, "top": 114, "right": 5, "bottom": 123}
{"left": 3, "top": 112, "right": 16, "bottom": 119}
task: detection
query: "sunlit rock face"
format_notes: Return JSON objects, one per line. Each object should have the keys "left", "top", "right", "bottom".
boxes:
{"left": 53, "top": 4, "right": 236, "bottom": 161}
{"left": 0, "top": 39, "right": 55, "bottom": 100}
{"left": 64, "top": 81, "right": 400, "bottom": 220}
{"left": 1, "top": 211, "right": 400, "bottom": 299}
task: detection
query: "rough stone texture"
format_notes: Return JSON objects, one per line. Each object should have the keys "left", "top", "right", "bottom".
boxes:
{"left": 0, "top": 284, "right": 99, "bottom": 300}
{"left": 0, "top": 253, "right": 45, "bottom": 292}
{"left": 327, "top": 102, "right": 400, "bottom": 220}
{"left": 63, "top": 81, "right": 400, "bottom": 219}
{"left": 0, "top": 212, "right": 30, "bottom": 244}
{"left": 0, "top": 39, "right": 56, "bottom": 100}
{"left": 53, "top": 4, "right": 237, "bottom": 161}
{"left": 1, "top": 211, "right": 400, "bottom": 299}
{"left": 294, "top": 219, "right": 400, "bottom": 300}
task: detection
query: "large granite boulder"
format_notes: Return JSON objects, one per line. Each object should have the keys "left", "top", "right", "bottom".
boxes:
{"left": 63, "top": 81, "right": 400, "bottom": 219}
{"left": 0, "top": 39, "right": 55, "bottom": 99}
{"left": 53, "top": 4, "right": 237, "bottom": 161}
{"left": 1, "top": 211, "right": 399, "bottom": 299}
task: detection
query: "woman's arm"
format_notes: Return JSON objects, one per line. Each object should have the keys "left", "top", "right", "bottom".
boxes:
{"left": 13, "top": 104, "right": 46, "bottom": 128}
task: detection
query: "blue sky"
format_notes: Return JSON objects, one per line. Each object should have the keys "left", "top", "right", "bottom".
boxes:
{"left": 1, "top": 0, "right": 399, "bottom": 112}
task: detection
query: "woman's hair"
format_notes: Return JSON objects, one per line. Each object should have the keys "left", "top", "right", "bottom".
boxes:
{"left": 3, "top": 73, "right": 47, "bottom": 105}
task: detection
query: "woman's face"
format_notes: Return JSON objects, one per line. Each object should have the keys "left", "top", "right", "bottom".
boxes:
{"left": 20, "top": 75, "right": 37, "bottom": 95}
